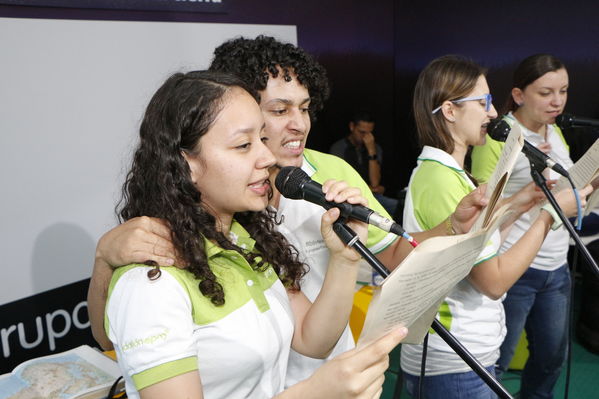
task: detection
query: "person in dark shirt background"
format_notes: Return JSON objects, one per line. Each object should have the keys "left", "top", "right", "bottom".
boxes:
{"left": 330, "top": 111, "right": 398, "bottom": 216}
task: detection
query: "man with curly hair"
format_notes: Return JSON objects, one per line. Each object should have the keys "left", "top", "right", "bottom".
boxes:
{"left": 88, "top": 35, "right": 488, "bottom": 387}
{"left": 207, "top": 36, "right": 401, "bottom": 385}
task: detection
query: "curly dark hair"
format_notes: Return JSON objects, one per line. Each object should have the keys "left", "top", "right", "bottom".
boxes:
{"left": 118, "top": 70, "right": 307, "bottom": 306}
{"left": 209, "top": 35, "right": 330, "bottom": 120}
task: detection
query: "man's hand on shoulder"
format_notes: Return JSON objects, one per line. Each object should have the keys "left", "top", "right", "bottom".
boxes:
{"left": 96, "top": 216, "right": 178, "bottom": 268}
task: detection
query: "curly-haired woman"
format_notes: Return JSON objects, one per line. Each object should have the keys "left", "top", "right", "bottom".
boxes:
{"left": 89, "top": 36, "right": 489, "bottom": 390}
{"left": 104, "top": 70, "right": 406, "bottom": 399}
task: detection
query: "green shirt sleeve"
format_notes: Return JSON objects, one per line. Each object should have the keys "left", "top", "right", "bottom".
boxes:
{"left": 307, "top": 149, "right": 396, "bottom": 251}
{"left": 471, "top": 135, "right": 505, "bottom": 184}
{"left": 410, "top": 162, "right": 472, "bottom": 230}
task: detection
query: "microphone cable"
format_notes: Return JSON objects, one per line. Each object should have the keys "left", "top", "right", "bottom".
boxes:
{"left": 419, "top": 333, "right": 429, "bottom": 399}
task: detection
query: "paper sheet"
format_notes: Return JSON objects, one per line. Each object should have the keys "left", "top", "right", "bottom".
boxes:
{"left": 358, "top": 206, "right": 512, "bottom": 345}
{"left": 472, "top": 125, "right": 524, "bottom": 232}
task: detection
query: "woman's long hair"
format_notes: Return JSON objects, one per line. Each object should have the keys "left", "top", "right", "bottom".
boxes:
{"left": 118, "top": 70, "right": 306, "bottom": 306}
{"left": 504, "top": 54, "right": 566, "bottom": 114}
{"left": 413, "top": 55, "right": 486, "bottom": 154}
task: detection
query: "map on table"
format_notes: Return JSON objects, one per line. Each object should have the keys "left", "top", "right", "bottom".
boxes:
{"left": 0, "top": 345, "right": 121, "bottom": 399}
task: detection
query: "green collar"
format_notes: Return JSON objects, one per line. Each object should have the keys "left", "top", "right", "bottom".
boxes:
{"left": 203, "top": 220, "right": 256, "bottom": 258}
{"left": 302, "top": 149, "right": 318, "bottom": 176}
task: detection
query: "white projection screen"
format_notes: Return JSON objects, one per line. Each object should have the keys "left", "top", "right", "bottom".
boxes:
{"left": 0, "top": 18, "right": 297, "bottom": 305}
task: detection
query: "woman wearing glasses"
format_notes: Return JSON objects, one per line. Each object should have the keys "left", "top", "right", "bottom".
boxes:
{"left": 400, "top": 55, "right": 588, "bottom": 398}
{"left": 471, "top": 54, "right": 575, "bottom": 399}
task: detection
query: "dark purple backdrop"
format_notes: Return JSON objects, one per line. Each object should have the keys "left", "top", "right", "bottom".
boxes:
{"left": 2, "top": 0, "right": 599, "bottom": 195}
{"left": 395, "top": 0, "right": 599, "bottom": 188}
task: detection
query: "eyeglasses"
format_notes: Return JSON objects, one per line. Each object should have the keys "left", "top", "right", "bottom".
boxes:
{"left": 432, "top": 93, "right": 493, "bottom": 114}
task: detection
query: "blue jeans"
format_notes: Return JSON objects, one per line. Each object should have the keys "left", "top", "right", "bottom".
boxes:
{"left": 496, "top": 265, "right": 571, "bottom": 399}
{"left": 403, "top": 366, "right": 498, "bottom": 399}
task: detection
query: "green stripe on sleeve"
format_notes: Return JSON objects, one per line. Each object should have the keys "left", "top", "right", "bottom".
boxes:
{"left": 133, "top": 356, "right": 198, "bottom": 390}
{"left": 471, "top": 135, "right": 505, "bottom": 184}
{"left": 473, "top": 251, "right": 498, "bottom": 266}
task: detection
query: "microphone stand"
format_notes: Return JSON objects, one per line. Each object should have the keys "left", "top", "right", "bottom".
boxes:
{"left": 332, "top": 220, "right": 513, "bottom": 399}
{"left": 527, "top": 159, "right": 599, "bottom": 277}
{"left": 525, "top": 147, "right": 599, "bottom": 399}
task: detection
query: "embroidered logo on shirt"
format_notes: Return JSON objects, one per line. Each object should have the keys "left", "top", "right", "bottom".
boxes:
{"left": 305, "top": 239, "right": 326, "bottom": 254}
{"left": 122, "top": 328, "right": 170, "bottom": 351}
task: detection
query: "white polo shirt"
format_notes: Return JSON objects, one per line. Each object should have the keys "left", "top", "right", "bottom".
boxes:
{"left": 401, "top": 146, "right": 504, "bottom": 376}
{"left": 278, "top": 149, "right": 398, "bottom": 386}
{"left": 472, "top": 114, "right": 574, "bottom": 271}
{"left": 105, "top": 221, "right": 294, "bottom": 399}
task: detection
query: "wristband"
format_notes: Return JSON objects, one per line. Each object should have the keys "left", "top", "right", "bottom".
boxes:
{"left": 541, "top": 203, "right": 563, "bottom": 230}
{"left": 367, "top": 153, "right": 377, "bottom": 160}
{"left": 445, "top": 215, "right": 457, "bottom": 235}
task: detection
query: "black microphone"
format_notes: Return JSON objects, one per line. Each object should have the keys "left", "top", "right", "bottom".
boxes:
{"left": 556, "top": 113, "right": 599, "bottom": 129}
{"left": 275, "top": 166, "right": 406, "bottom": 236}
{"left": 488, "top": 119, "right": 569, "bottom": 177}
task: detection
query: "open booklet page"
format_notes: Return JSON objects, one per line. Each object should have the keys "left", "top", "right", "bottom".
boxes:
{"left": 471, "top": 124, "right": 524, "bottom": 232}
{"left": 561, "top": 139, "right": 599, "bottom": 216}
{"left": 357, "top": 127, "right": 527, "bottom": 346}
{"left": 0, "top": 345, "right": 121, "bottom": 399}
{"left": 556, "top": 138, "right": 599, "bottom": 190}
{"left": 584, "top": 187, "right": 599, "bottom": 216}
{"left": 531, "top": 138, "right": 599, "bottom": 218}
{"left": 357, "top": 205, "right": 513, "bottom": 346}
